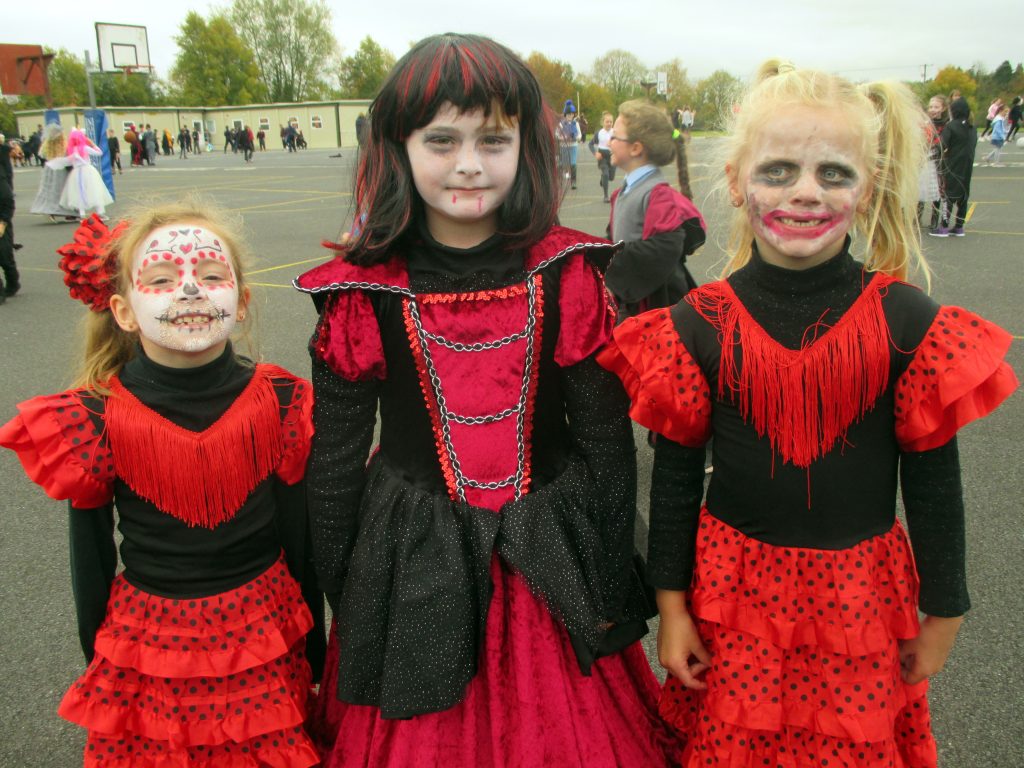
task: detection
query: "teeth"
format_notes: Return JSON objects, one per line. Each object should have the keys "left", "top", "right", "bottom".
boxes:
{"left": 779, "top": 217, "right": 826, "bottom": 227}
{"left": 172, "top": 315, "right": 211, "bottom": 325}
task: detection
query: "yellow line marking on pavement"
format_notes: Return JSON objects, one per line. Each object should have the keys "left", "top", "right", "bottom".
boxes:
{"left": 972, "top": 201, "right": 1010, "bottom": 204}
{"left": 961, "top": 229, "right": 1024, "bottom": 236}
{"left": 235, "top": 193, "right": 349, "bottom": 212}
{"left": 250, "top": 281, "right": 294, "bottom": 288}
{"left": 965, "top": 203, "right": 976, "bottom": 223}
{"left": 249, "top": 257, "right": 327, "bottom": 275}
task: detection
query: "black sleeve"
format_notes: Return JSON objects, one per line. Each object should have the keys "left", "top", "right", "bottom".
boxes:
{"left": 68, "top": 502, "right": 118, "bottom": 663}
{"left": 900, "top": 438, "right": 969, "bottom": 617}
{"left": 0, "top": 176, "right": 14, "bottom": 222}
{"left": 560, "top": 354, "right": 638, "bottom": 617}
{"left": 604, "top": 229, "right": 688, "bottom": 304}
{"left": 308, "top": 357, "right": 380, "bottom": 611}
{"left": 273, "top": 477, "right": 326, "bottom": 682}
{"left": 647, "top": 438, "right": 707, "bottom": 590}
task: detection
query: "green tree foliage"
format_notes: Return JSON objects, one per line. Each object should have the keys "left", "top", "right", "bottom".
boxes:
{"left": 0, "top": 100, "right": 17, "bottom": 136}
{"left": 17, "top": 49, "right": 165, "bottom": 108}
{"left": 575, "top": 80, "right": 615, "bottom": 129}
{"left": 230, "top": 0, "right": 338, "bottom": 102}
{"left": 591, "top": 49, "right": 645, "bottom": 104}
{"left": 47, "top": 49, "right": 89, "bottom": 107}
{"left": 170, "top": 12, "right": 267, "bottom": 106}
{"left": 525, "top": 52, "right": 575, "bottom": 114}
{"left": 336, "top": 37, "right": 396, "bottom": 99}
{"left": 927, "top": 66, "right": 977, "bottom": 103}
{"left": 694, "top": 70, "right": 743, "bottom": 131}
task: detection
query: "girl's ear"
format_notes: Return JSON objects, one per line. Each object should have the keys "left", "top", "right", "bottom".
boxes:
{"left": 109, "top": 294, "right": 138, "bottom": 333}
{"left": 238, "top": 286, "right": 252, "bottom": 322}
{"left": 725, "top": 163, "right": 744, "bottom": 207}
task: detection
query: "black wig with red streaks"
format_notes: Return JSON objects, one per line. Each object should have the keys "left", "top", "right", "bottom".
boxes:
{"left": 342, "top": 33, "right": 560, "bottom": 264}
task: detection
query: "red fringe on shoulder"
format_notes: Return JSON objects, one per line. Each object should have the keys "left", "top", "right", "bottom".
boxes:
{"left": 686, "top": 277, "right": 893, "bottom": 468}
{"left": 105, "top": 366, "right": 283, "bottom": 528}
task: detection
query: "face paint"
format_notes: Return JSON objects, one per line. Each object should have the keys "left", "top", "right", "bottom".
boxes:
{"left": 130, "top": 223, "right": 239, "bottom": 357}
{"left": 734, "top": 105, "right": 870, "bottom": 270}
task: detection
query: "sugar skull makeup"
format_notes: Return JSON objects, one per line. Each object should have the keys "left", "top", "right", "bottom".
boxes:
{"left": 129, "top": 223, "right": 239, "bottom": 355}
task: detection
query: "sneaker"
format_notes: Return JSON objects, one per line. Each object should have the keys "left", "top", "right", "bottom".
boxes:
{"left": 928, "top": 226, "right": 949, "bottom": 237}
{"left": 950, "top": 227, "right": 965, "bottom": 236}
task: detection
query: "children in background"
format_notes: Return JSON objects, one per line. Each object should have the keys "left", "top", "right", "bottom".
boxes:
{"left": 296, "top": 32, "right": 677, "bottom": 768}
{"left": 47, "top": 128, "right": 113, "bottom": 219}
{"left": 1007, "top": 96, "right": 1022, "bottom": 141}
{"left": 31, "top": 124, "right": 78, "bottom": 221}
{"left": 0, "top": 170, "right": 18, "bottom": 302}
{"left": 604, "top": 99, "right": 706, "bottom": 321}
{"left": 588, "top": 111, "right": 616, "bottom": 202}
{"left": 981, "top": 104, "right": 1008, "bottom": 166}
{"left": 106, "top": 129, "right": 122, "bottom": 175}
{"left": 980, "top": 97, "right": 1002, "bottom": 137}
{"left": 0, "top": 203, "right": 325, "bottom": 767}
{"left": 557, "top": 98, "right": 582, "bottom": 189}
{"left": 918, "top": 96, "right": 945, "bottom": 230}
{"left": 933, "top": 97, "right": 977, "bottom": 237}
{"left": 598, "top": 61, "right": 1017, "bottom": 767}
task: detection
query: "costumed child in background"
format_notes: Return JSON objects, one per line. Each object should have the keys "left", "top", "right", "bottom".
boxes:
{"left": 918, "top": 96, "right": 945, "bottom": 230}
{"left": 587, "top": 111, "right": 616, "bottom": 203}
{"left": 0, "top": 202, "right": 325, "bottom": 767}
{"left": 557, "top": 98, "right": 582, "bottom": 189}
{"left": 48, "top": 128, "right": 114, "bottom": 219}
{"left": 980, "top": 103, "right": 1008, "bottom": 167}
{"left": 30, "top": 123, "right": 78, "bottom": 222}
{"left": 296, "top": 32, "right": 679, "bottom": 768}
{"left": 932, "top": 97, "right": 977, "bottom": 238}
{"left": 598, "top": 61, "right": 1018, "bottom": 768}
{"left": 0, "top": 167, "right": 18, "bottom": 303}
{"left": 604, "top": 99, "right": 706, "bottom": 322}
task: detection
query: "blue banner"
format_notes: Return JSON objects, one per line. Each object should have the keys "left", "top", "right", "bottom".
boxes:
{"left": 43, "top": 109, "right": 61, "bottom": 126}
{"left": 83, "top": 109, "right": 116, "bottom": 200}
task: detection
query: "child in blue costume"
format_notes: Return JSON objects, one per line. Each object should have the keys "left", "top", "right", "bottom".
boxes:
{"left": 296, "top": 33, "right": 678, "bottom": 768}
{"left": 599, "top": 61, "right": 1017, "bottom": 767}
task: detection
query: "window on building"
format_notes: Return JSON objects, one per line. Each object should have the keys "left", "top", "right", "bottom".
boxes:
{"left": 311, "top": 115, "right": 323, "bottom": 129}
{"left": 122, "top": 122, "right": 134, "bottom": 132}
{"left": 259, "top": 117, "right": 270, "bottom": 131}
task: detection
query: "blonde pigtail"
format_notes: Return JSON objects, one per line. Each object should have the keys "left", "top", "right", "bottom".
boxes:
{"left": 858, "top": 81, "right": 931, "bottom": 288}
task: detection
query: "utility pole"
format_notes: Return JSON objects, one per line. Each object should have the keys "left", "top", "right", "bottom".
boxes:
{"left": 921, "top": 64, "right": 929, "bottom": 83}
{"left": 84, "top": 50, "right": 97, "bottom": 109}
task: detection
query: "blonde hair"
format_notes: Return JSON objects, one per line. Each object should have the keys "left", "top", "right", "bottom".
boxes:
{"left": 74, "top": 197, "right": 256, "bottom": 393}
{"left": 41, "top": 125, "right": 65, "bottom": 160}
{"left": 617, "top": 99, "right": 694, "bottom": 198}
{"left": 722, "top": 60, "right": 930, "bottom": 286}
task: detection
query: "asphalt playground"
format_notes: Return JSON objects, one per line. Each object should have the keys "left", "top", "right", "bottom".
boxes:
{"left": 1, "top": 139, "right": 1021, "bottom": 767}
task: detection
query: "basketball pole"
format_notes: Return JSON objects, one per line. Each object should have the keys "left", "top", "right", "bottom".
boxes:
{"left": 84, "top": 50, "right": 97, "bottom": 109}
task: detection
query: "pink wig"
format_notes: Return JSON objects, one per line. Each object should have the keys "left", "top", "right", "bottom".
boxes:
{"left": 66, "top": 128, "right": 91, "bottom": 160}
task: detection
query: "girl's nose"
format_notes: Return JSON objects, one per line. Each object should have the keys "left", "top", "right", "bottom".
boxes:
{"left": 454, "top": 145, "right": 483, "bottom": 175}
{"left": 182, "top": 282, "right": 200, "bottom": 297}
{"left": 789, "top": 171, "right": 823, "bottom": 203}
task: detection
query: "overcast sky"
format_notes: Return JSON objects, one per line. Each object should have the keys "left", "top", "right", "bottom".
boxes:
{"left": 5, "top": 0, "right": 1023, "bottom": 90}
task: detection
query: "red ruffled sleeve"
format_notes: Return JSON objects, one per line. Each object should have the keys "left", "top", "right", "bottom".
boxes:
{"left": 311, "top": 290, "right": 387, "bottom": 381}
{"left": 596, "top": 308, "right": 712, "bottom": 446}
{"left": 0, "top": 391, "right": 114, "bottom": 507}
{"left": 263, "top": 366, "right": 315, "bottom": 485}
{"left": 555, "top": 251, "right": 618, "bottom": 367}
{"left": 895, "top": 306, "right": 1018, "bottom": 451}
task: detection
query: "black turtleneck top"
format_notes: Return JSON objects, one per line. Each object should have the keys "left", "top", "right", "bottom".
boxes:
{"left": 69, "top": 345, "right": 320, "bottom": 661}
{"left": 647, "top": 243, "right": 970, "bottom": 617}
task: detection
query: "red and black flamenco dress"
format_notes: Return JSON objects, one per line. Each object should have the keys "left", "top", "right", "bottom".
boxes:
{"left": 598, "top": 244, "right": 1018, "bottom": 767}
{"left": 0, "top": 348, "right": 325, "bottom": 767}
{"left": 294, "top": 224, "right": 681, "bottom": 767}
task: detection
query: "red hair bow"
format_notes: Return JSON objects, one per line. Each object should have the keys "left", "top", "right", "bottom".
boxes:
{"left": 57, "top": 215, "right": 130, "bottom": 312}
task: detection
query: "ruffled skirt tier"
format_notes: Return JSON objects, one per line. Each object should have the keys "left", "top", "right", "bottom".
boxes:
{"left": 58, "top": 556, "right": 319, "bottom": 767}
{"left": 660, "top": 510, "right": 938, "bottom": 768}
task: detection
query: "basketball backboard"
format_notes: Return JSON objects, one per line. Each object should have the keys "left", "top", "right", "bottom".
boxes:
{"left": 95, "top": 23, "right": 151, "bottom": 74}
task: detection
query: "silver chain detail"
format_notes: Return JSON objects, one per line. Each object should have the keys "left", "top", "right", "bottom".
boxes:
{"left": 407, "top": 276, "right": 539, "bottom": 503}
{"left": 421, "top": 326, "right": 530, "bottom": 352}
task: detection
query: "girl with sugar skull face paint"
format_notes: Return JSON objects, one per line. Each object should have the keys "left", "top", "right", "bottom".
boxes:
{"left": 0, "top": 202, "right": 326, "bottom": 768}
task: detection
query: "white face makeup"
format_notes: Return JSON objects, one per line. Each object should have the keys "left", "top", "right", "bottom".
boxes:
{"left": 731, "top": 105, "right": 870, "bottom": 270}
{"left": 405, "top": 103, "right": 520, "bottom": 248}
{"left": 128, "top": 223, "right": 239, "bottom": 363}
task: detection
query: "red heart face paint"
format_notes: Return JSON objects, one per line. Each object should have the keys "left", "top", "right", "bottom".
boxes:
{"left": 405, "top": 102, "right": 520, "bottom": 248}
{"left": 130, "top": 223, "right": 239, "bottom": 360}
{"left": 733, "top": 105, "right": 870, "bottom": 270}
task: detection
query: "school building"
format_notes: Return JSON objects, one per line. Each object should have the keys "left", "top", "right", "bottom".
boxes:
{"left": 14, "top": 100, "right": 373, "bottom": 150}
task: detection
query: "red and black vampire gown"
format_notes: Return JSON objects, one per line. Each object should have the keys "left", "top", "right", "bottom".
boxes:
{"left": 598, "top": 243, "right": 1018, "bottom": 767}
{"left": 295, "top": 224, "right": 681, "bottom": 767}
{"left": 0, "top": 345, "right": 325, "bottom": 768}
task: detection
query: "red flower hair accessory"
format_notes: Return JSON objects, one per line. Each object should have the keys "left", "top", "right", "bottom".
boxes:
{"left": 57, "top": 215, "right": 130, "bottom": 312}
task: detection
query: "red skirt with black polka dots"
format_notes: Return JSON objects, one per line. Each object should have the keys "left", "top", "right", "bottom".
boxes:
{"left": 58, "top": 556, "right": 319, "bottom": 767}
{"left": 660, "top": 510, "right": 938, "bottom": 768}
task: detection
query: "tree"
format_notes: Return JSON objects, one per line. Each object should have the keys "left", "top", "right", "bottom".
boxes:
{"left": 336, "top": 36, "right": 396, "bottom": 99}
{"left": 591, "top": 49, "right": 646, "bottom": 104}
{"left": 0, "top": 100, "right": 17, "bottom": 136}
{"left": 525, "top": 52, "right": 574, "bottom": 114}
{"left": 694, "top": 70, "right": 743, "bottom": 131}
{"left": 926, "top": 67, "right": 977, "bottom": 112}
{"left": 170, "top": 12, "right": 267, "bottom": 106}
{"left": 47, "top": 49, "right": 89, "bottom": 107}
{"left": 230, "top": 0, "right": 338, "bottom": 102}
{"left": 990, "top": 60, "right": 1014, "bottom": 91}
{"left": 575, "top": 80, "right": 616, "bottom": 130}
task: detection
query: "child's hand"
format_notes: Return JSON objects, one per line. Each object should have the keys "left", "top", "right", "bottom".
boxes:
{"left": 899, "top": 615, "right": 964, "bottom": 685}
{"left": 656, "top": 589, "right": 711, "bottom": 690}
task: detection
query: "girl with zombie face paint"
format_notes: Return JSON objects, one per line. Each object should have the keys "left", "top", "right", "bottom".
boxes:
{"left": 296, "top": 32, "right": 680, "bottom": 768}
{"left": 0, "top": 203, "right": 326, "bottom": 768}
{"left": 598, "top": 61, "right": 1017, "bottom": 767}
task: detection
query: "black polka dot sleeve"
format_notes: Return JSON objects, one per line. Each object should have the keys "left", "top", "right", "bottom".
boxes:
{"left": 308, "top": 357, "right": 380, "bottom": 607}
